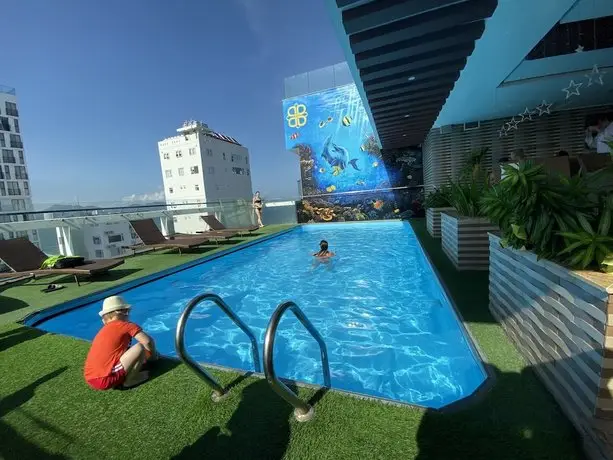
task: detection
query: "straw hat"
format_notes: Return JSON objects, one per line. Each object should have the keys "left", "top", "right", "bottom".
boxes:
{"left": 99, "top": 295, "right": 131, "bottom": 317}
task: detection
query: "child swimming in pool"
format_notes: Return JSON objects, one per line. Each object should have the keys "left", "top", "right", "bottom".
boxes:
{"left": 84, "top": 295, "right": 158, "bottom": 391}
{"left": 313, "top": 240, "right": 335, "bottom": 259}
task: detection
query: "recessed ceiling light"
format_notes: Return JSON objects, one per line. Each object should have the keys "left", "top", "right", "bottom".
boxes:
{"left": 403, "top": 134, "right": 407, "bottom": 137}
{"left": 408, "top": 76, "right": 416, "bottom": 81}
{"left": 404, "top": 114, "right": 410, "bottom": 118}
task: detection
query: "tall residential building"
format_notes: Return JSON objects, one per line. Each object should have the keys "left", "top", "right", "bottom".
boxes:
{"left": 0, "top": 85, "right": 38, "bottom": 246}
{"left": 158, "top": 121, "right": 253, "bottom": 234}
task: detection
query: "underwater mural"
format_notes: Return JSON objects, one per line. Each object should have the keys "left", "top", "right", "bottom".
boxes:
{"left": 283, "top": 84, "right": 424, "bottom": 223}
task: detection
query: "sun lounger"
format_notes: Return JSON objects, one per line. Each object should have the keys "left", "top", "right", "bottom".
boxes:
{"left": 129, "top": 219, "right": 211, "bottom": 254}
{"left": 201, "top": 215, "right": 259, "bottom": 235}
{"left": 0, "top": 238, "right": 124, "bottom": 286}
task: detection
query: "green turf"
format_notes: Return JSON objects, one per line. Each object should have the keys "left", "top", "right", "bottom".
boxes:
{"left": 0, "top": 219, "right": 585, "bottom": 459}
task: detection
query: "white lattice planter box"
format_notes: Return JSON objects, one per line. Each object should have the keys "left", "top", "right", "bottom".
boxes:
{"left": 440, "top": 211, "right": 497, "bottom": 271}
{"left": 488, "top": 233, "right": 613, "bottom": 460}
{"left": 426, "top": 207, "right": 454, "bottom": 238}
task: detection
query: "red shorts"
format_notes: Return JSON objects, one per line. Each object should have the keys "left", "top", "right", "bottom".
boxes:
{"left": 87, "top": 362, "right": 126, "bottom": 390}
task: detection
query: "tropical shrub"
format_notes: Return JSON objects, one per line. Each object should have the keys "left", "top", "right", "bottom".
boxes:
{"left": 424, "top": 185, "right": 452, "bottom": 209}
{"left": 480, "top": 161, "right": 613, "bottom": 271}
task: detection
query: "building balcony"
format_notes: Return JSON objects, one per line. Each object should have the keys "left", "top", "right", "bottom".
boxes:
{"left": 0, "top": 84, "right": 16, "bottom": 96}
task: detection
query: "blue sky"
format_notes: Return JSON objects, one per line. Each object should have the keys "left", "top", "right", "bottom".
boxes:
{"left": 3, "top": 0, "right": 344, "bottom": 205}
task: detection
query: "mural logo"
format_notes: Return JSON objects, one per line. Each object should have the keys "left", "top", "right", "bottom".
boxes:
{"left": 286, "top": 103, "right": 308, "bottom": 129}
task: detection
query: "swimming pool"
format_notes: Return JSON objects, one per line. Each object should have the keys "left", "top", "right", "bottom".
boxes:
{"left": 31, "top": 222, "right": 486, "bottom": 408}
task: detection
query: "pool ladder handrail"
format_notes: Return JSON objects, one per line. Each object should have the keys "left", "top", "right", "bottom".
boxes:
{"left": 263, "top": 300, "right": 331, "bottom": 422}
{"left": 175, "top": 292, "right": 261, "bottom": 401}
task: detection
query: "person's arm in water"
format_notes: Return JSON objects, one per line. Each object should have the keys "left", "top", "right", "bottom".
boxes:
{"left": 134, "top": 330, "right": 157, "bottom": 359}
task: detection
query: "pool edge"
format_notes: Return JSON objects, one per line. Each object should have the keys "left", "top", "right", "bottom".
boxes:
{"left": 21, "top": 226, "right": 299, "bottom": 327}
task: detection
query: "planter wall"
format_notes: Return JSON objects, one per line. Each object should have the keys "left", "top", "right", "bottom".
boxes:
{"left": 426, "top": 207, "right": 454, "bottom": 238}
{"left": 488, "top": 233, "right": 613, "bottom": 460}
{"left": 440, "top": 211, "right": 498, "bottom": 271}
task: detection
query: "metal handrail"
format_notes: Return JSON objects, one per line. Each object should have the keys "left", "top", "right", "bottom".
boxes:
{"left": 175, "top": 293, "right": 261, "bottom": 401}
{"left": 263, "top": 301, "right": 331, "bottom": 422}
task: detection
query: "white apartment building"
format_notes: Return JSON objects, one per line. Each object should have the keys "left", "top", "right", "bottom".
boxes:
{"left": 0, "top": 85, "right": 38, "bottom": 246}
{"left": 158, "top": 121, "right": 253, "bottom": 234}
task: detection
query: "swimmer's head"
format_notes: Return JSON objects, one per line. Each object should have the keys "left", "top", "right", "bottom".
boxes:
{"left": 320, "top": 240, "right": 328, "bottom": 251}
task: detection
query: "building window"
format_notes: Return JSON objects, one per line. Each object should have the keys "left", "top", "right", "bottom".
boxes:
{"left": 0, "top": 182, "right": 5, "bottom": 196}
{"left": 11, "top": 199, "right": 25, "bottom": 210}
{"left": 247, "top": 169, "right": 250, "bottom": 176}
{"left": 93, "top": 236, "right": 101, "bottom": 245}
{"left": 5, "top": 102, "right": 18, "bottom": 117}
{"left": 178, "top": 167, "right": 185, "bottom": 176}
{"left": 195, "top": 184, "right": 200, "bottom": 191}
{"left": 2, "top": 149, "right": 15, "bottom": 163}
{"left": 169, "top": 187, "right": 174, "bottom": 194}
{"left": 163, "top": 152, "right": 170, "bottom": 160}
{"left": 246, "top": 157, "right": 249, "bottom": 165}
{"left": 95, "top": 250, "right": 104, "bottom": 258}
{"left": 165, "top": 169, "right": 172, "bottom": 178}
{"left": 4, "top": 165, "right": 11, "bottom": 179}
{"left": 0, "top": 117, "right": 9, "bottom": 131}
{"left": 9, "top": 134, "right": 22, "bottom": 148}
{"left": 17, "top": 150, "right": 23, "bottom": 164}
{"left": 7, "top": 181, "right": 21, "bottom": 196}
{"left": 23, "top": 181, "right": 29, "bottom": 196}
{"left": 13, "top": 118, "right": 19, "bottom": 134}
{"left": 207, "top": 167, "right": 215, "bottom": 174}
{"left": 206, "top": 148, "right": 213, "bottom": 156}
{"left": 231, "top": 154, "right": 241, "bottom": 162}
{"left": 14, "top": 166, "right": 27, "bottom": 179}
{"left": 108, "top": 234, "right": 124, "bottom": 243}
{"left": 232, "top": 167, "right": 246, "bottom": 175}
{"left": 189, "top": 147, "right": 197, "bottom": 156}
{"left": 222, "top": 152, "right": 226, "bottom": 160}
{"left": 175, "top": 150, "right": 182, "bottom": 158}
{"left": 191, "top": 166, "right": 199, "bottom": 174}
{"left": 0, "top": 133, "right": 4, "bottom": 147}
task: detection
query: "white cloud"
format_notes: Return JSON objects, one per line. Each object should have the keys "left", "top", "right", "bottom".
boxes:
{"left": 122, "top": 190, "right": 165, "bottom": 202}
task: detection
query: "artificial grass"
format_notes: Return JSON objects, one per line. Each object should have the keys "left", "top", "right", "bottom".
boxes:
{"left": 0, "top": 219, "right": 585, "bottom": 459}
{"left": 0, "top": 224, "right": 294, "bottom": 326}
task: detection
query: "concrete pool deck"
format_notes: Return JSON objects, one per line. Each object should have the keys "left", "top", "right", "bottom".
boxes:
{"left": 0, "top": 220, "right": 585, "bottom": 459}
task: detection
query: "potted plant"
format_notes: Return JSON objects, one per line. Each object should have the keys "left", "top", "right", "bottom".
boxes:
{"left": 482, "top": 160, "right": 613, "bottom": 434}
{"left": 424, "top": 185, "right": 454, "bottom": 238}
{"left": 440, "top": 147, "right": 498, "bottom": 270}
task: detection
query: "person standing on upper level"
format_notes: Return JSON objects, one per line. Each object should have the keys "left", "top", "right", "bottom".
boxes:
{"left": 585, "top": 113, "right": 613, "bottom": 155}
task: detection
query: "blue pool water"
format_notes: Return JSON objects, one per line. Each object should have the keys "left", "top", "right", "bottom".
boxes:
{"left": 35, "top": 222, "right": 486, "bottom": 408}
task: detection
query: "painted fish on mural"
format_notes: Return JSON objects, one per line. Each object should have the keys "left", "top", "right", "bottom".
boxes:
{"left": 319, "top": 167, "right": 326, "bottom": 173}
{"left": 319, "top": 116, "right": 333, "bottom": 128}
{"left": 290, "top": 132, "right": 300, "bottom": 140}
{"left": 355, "top": 180, "right": 365, "bottom": 186}
{"left": 326, "top": 185, "right": 337, "bottom": 193}
{"left": 372, "top": 161, "right": 379, "bottom": 168}
{"left": 373, "top": 200, "right": 384, "bottom": 210}
{"left": 342, "top": 115, "right": 352, "bottom": 127}
{"left": 321, "top": 135, "right": 360, "bottom": 176}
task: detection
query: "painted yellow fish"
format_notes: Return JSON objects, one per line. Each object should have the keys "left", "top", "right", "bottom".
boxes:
{"left": 394, "top": 209, "right": 400, "bottom": 214}
{"left": 342, "top": 115, "right": 352, "bottom": 127}
{"left": 326, "top": 185, "right": 337, "bottom": 193}
{"left": 332, "top": 165, "right": 342, "bottom": 176}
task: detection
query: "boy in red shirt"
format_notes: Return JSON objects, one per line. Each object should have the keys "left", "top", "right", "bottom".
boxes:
{"left": 84, "top": 295, "right": 158, "bottom": 390}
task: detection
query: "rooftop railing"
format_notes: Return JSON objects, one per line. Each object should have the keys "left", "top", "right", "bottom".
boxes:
{"left": 0, "top": 85, "right": 16, "bottom": 96}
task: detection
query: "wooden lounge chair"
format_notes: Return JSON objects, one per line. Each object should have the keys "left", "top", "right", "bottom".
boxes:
{"left": 201, "top": 215, "right": 259, "bottom": 235}
{"left": 129, "top": 219, "right": 211, "bottom": 254}
{"left": 0, "top": 238, "right": 124, "bottom": 286}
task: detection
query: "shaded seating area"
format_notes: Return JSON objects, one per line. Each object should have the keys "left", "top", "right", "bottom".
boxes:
{"left": 0, "top": 238, "right": 124, "bottom": 286}
{"left": 129, "top": 219, "right": 211, "bottom": 254}
{"left": 201, "top": 215, "right": 259, "bottom": 235}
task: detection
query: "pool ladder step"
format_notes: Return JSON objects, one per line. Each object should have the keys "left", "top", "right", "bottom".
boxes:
{"left": 175, "top": 293, "right": 331, "bottom": 421}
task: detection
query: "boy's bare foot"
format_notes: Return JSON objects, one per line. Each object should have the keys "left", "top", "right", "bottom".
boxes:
{"left": 123, "top": 371, "right": 149, "bottom": 388}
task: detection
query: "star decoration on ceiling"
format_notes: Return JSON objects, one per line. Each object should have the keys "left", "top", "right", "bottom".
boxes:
{"left": 585, "top": 64, "right": 606, "bottom": 87}
{"left": 562, "top": 80, "right": 582, "bottom": 99}
{"left": 535, "top": 100, "right": 553, "bottom": 116}
{"left": 575, "top": 45, "right": 584, "bottom": 53}
{"left": 498, "top": 125, "right": 507, "bottom": 138}
{"left": 506, "top": 117, "right": 519, "bottom": 131}
{"left": 518, "top": 107, "right": 535, "bottom": 123}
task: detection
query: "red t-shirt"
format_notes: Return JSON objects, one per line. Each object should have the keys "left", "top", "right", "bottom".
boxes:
{"left": 84, "top": 320, "right": 142, "bottom": 380}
